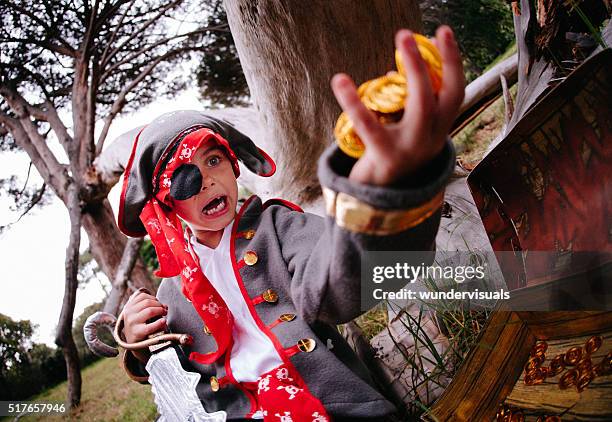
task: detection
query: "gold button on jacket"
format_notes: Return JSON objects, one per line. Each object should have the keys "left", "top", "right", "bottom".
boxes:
{"left": 262, "top": 289, "right": 278, "bottom": 303}
{"left": 279, "top": 313, "right": 296, "bottom": 322}
{"left": 244, "top": 250, "right": 258, "bottom": 266}
{"left": 298, "top": 338, "right": 316, "bottom": 353}
{"left": 210, "top": 376, "right": 220, "bottom": 392}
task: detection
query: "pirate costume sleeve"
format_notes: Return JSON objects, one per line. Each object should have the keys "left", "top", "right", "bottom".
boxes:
{"left": 118, "top": 110, "right": 454, "bottom": 421}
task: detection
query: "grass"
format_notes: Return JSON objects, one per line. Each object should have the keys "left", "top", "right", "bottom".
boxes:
{"left": 1, "top": 358, "right": 157, "bottom": 422}
{"left": 452, "top": 85, "right": 517, "bottom": 168}
{"left": 354, "top": 302, "right": 389, "bottom": 340}
{"left": 453, "top": 41, "right": 519, "bottom": 168}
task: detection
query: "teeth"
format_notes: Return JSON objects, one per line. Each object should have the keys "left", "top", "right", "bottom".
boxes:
{"left": 204, "top": 197, "right": 226, "bottom": 215}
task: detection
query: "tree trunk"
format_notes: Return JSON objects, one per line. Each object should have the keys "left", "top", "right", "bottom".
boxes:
{"left": 224, "top": 0, "right": 423, "bottom": 204}
{"left": 61, "top": 336, "right": 82, "bottom": 408}
{"left": 103, "top": 237, "right": 144, "bottom": 316}
{"left": 81, "top": 199, "right": 155, "bottom": 297}
{"left": 55, "top": 187, "right": 83, "bottom": 408}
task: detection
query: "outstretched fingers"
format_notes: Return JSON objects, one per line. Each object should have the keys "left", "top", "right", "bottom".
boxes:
{"left": 435, "top": 26, "right": 465, "bottom": 134}
{"left": 331, "top": 73, "right": 386, "bottom": 148}
{"left": 396, "top": 29, "right": 436, "bottom": 127}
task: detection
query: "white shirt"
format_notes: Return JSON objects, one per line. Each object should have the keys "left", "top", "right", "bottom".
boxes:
{"left": 189, "top": 221, "right": 283, "bottom": 383}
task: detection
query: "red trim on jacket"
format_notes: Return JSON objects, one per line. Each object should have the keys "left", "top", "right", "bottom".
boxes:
{"left": 228, "top": 195, "right": 319, "bottom": 416}
{"left": 221, "top": 343, "right": 259, "bottom": 418}
{"left": 262, "top": 198, "right": 304, "bottom": 213}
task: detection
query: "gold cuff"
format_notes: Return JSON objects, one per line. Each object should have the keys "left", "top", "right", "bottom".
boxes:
{"left": 322, "top": 187, "right": 444, "bottom": 235}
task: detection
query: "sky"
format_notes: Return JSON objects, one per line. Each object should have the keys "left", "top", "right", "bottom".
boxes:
{"left": 0, "top": 89, "right": 204, "bottom": 346}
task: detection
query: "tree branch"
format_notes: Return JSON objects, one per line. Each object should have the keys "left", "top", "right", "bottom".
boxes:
{"left": 81, "top": 0, "right": 101, "bottom": 55}
{"left": 100, "top": 0, "right": 183, "bottom": 68}
{"left": 2, "top": 183, "right": 48, "bottom": 230}
{"left": 5, "top": 3, "right": 76, "bottom": 56}
{"left": 95, "top": 46, "right": 193, "bottom": 153}
{"left": 0, "top": 37, "right": 76, "bottom": 57}
{"left": 99, "top": 0, "right": 138, "bottom": 66}
{"left": 103, "top": 237, "right": 143, "bottom": 316}
{"left": 7, "top": 97, "right": 72, "bottom": 154}
{"left": 41, "top": 100, "right": 73, "bottom": 151}
{"left": 0, "top": 111, "right": 67, "bottom": 201}
{"left": 0, "top": 84, "right": 69, "bottom": 185}
{"left": 451, "top": 53, "right": 518, "bottom": 136}
{"left": 99, "top": 26, "right": 222, "bottom": 82}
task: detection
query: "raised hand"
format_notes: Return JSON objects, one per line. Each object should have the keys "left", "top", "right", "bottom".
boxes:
{"left": 331, "top": 26, "right": 465, "bottom": 186}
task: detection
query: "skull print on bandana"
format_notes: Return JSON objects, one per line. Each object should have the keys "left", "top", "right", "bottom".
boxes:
{"left": 254, "top": 363, "right": 330, "bottom": 422}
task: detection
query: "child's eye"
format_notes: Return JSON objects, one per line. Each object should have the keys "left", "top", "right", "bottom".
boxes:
{"left": 207, "top": 155, "right": 221, "bottom": 166}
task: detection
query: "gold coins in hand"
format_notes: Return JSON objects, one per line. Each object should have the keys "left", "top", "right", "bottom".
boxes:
{"left": 360, "top": 72, "right": 407, "bottom": 113}
{"left": 334, "top": 112, "right": 366, "bottom": 159}
{"left": 334, "top": 109, "right": 403, "bottom": 159}
{"left": 395, "top": 34, "right": 443, "bottom": 93}
{"left": 333, "top": 33, "right": 442, "bottom": 158}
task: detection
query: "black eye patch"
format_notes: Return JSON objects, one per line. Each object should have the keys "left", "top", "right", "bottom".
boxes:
{"left": 169, "top": 164, "right": 202, "bottom": 200}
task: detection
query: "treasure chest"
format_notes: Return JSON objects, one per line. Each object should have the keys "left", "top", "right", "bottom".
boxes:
{"left": 424, "top": 49, "right": 612, "bottom": 421}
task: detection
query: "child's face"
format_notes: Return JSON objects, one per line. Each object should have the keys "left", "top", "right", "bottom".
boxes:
{"left": 172, "top": 142, "right": 238, "bottom": 232}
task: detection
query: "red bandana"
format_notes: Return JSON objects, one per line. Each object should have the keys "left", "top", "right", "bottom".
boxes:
{"left": 139, "top": 127, "right": 238, "bottom": 365}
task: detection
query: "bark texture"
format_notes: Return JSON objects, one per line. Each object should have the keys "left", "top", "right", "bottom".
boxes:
{"left": 224, "top": 0, "right": 423, "bottom": 203}
{"left": 103, "top": 237, "right": 144, "bottom": 316}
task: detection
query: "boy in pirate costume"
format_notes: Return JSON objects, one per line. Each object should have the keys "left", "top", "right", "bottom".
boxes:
{"left": 118, "top": 27, "right": 464, "bottom": 421}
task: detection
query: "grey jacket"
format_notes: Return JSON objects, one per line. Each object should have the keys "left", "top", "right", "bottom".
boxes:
{"left": 124, "top": 140, "right": 455, "bottom": 420}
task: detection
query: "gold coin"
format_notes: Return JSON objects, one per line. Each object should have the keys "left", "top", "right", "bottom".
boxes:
{"left": 564, "top": 347, "right": 582, "bottom": 366}
{"left": 576, "top": 357, "right": 592, "bottom": 375}
{"left": 585, "top": 335, "right": 602, "bottom": 355}
{"left": 333, "top": 110, "right": 402, "bottom": 158}
{"left": 524, "top": 368, "right": 545, "bottom": 386}
{"left": 548, "top": 354, "right": 565, "bottom": 376}
{"left": 360, "top": 72, "right": 407, "bottom": 113}
{"left": 532, "top": 341, "right": 548, "bottom": 356}
{"left": 357, "top": 79, "right": 374, "bottom": 97}
{"left": 559, "top": 368, "right": 578, "bottom": 389}
{"left": 395, "top": 34, "right": 443, "bottom": 93}
{"left": 524, "top": 357, "right": 541, "bottom": 374}
{"left": 334, "top": 112, "right": 365, "bottom": 159}
{"left": 577, "top": 371, "right": 594, "bottom": 392}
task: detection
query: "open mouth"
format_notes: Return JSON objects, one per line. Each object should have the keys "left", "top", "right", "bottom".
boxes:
{"left": 202, "top": 195, "right": 228, "bottom": 216}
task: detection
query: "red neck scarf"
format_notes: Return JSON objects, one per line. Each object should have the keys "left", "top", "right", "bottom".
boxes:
{"left": 139, "top": 127, "right": 239, "bottom": 365}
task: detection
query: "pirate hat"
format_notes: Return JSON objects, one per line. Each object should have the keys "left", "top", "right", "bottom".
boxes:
{"left": 118, "top": 110, "right": 275, "bottom": 237}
